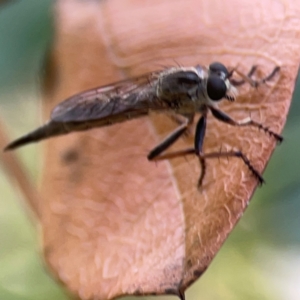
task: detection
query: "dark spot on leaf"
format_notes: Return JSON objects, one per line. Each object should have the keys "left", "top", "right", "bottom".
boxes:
{"left": 132, "top": 289, "right": 142, "bottom": 295}
{"left": 193, "top": 269, "right": 203, "bottom": 278}
{"left": 61, "top": 149, "right": 79, "bottom": 164}
{"left": 165, "top": 288, "right": 178, "bottom": 295}
{"left": 186, "top": 259, "right": 192, "bottom": 268}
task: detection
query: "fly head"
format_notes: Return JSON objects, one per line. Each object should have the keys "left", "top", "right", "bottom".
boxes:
{"left": 207, "top": 62, "right": 235, "bottom": 101}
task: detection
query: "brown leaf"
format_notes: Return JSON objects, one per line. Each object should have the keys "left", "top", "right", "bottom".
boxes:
{"left": 38, "top": 0, "right": 299, "bottom": 299}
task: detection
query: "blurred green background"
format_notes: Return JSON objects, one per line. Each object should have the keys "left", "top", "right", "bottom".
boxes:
{"left": 0, "top": 1, "right": 300, "bottom": 300}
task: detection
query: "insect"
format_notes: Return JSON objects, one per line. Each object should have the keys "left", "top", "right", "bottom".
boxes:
{"left": 4, "top": 62, "right": 282, "bottom": 186}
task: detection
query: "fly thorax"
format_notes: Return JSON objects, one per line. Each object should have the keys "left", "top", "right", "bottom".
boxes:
{"left": 157, "top": 68, "right": 202, "bottom": 111}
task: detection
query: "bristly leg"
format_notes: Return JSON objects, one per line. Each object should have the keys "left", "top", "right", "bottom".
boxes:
{"left": 147, "top": 114, "right": 194, "bottom": 160}
{"left": 229, "top": 65, "right": 280, "bottom": 87}
{"left": 151, "top": 116, "right": 264, "bottom": 186}
{"left": 198, "top": 150, "right": 264, "bottom": 186}
{"left": 246, "top": 119, "right": 283, "bottom": 143}
{"left": 194, "top": 116, "right": 207, "bottom": 186}
{"left": 209, "top": 105, "right": 283, "bottom": 143}
{"left": 229, "top": 65, "right": 258, "bottom": 86}
{"left": 260, "top": 66, "right": 281, "bottom": 84}
{"left": 152, "top": 147, "right": 264, "bottom": 186}
{"left": 197, "top": 157, "right": 206, "bottom": 187}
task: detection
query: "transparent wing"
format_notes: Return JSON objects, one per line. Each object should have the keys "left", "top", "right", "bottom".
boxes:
{"left": 5, "top": 71, "right": 163, "bottom": 150}
{"left": 51, "top": 71, "right": 161, "bottom": 123}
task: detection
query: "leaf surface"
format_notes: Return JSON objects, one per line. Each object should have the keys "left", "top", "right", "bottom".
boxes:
{"left": 39, "top": 0, "right": 300, "bottom": 299}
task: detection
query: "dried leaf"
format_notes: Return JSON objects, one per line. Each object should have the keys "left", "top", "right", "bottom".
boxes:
{"left": 38, "top": 0, "right": 300, "bottom": 299}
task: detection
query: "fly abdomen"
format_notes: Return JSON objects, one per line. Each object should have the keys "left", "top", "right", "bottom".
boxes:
{"left": 4, "top": 121, "right": 68, "bottom": 150}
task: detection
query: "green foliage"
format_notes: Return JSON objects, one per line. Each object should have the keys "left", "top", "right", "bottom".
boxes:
{"left": 0, "top": 1, "right": 69, "bottom": 300}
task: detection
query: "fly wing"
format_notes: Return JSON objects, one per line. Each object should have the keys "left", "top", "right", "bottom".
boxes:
{"left": 51, "top": 72, "right": 160, "bottom": 123}
{"left": 5, "top": 71, "right": 163, "bottom": 150}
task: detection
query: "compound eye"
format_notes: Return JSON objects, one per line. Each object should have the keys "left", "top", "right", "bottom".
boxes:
{"left": 207, "top": 74, "right": 227, "bottom": 101}
{"left": 209, "top": 62, "right": 229, "bottom": 77}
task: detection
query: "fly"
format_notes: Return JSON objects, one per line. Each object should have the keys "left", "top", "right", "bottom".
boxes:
{"left": 4, "top": 62, "right": 282, "bottom": 186}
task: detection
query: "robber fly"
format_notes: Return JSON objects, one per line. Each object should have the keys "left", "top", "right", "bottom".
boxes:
{"left": 4, "top": 62, "right": 282, "bottom": 186}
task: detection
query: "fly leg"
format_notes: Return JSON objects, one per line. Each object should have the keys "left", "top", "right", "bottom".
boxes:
{"left": 167, "top": 113, "right": 193, "bottom": 137}
{"left": 229, "top": 65, "right": 280, "bottom": 87}
{"left": 229, "top": 65, "right": 257, "bottom": 86}
{"left": 209, "top": 106, "right": 283, "bottom": 142}
{"left": 167, "top": 113, "right": 189, "bottom": 126}
{"left": 151, "top": 148, "right": 264, "bottom": 187}
{"left": 152, "top": 115, "right": 263, "bottom": 186}
{"left": 149, "top": 115, "right": 208, "bottom": 186}
{"left": 147, "top": 114, "right": 194, "bottom": 160}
